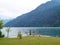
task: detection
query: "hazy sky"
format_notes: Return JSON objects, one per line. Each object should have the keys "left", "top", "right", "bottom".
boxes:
{"left": 0, "top": 0, "right": 51, "bottom": 19}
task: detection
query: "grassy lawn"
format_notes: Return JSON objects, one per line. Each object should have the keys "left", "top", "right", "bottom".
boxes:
{"left": 0, "top": 36, "right": 60, "bottom": 45}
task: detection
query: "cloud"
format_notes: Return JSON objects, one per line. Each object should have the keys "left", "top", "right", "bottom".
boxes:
{"left": 0, "top": 0, "right": 51, "bottom": 19}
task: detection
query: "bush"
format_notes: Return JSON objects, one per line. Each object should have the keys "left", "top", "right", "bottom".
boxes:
{"left": 18, "top": 32, "right": 22, "bottom": 39}
{"left": 0, "top": 31, "right": 4, "bottom": 38}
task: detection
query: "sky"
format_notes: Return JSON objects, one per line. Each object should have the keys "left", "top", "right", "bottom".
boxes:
{"left": 0, "top": 0, "right": 51, "bottom": 19}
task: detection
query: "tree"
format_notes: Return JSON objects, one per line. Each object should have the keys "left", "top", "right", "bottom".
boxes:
{"left": 32, "top": 31, "right": 35, "bottom": 36}
{"left": 0, "top": 20, "right": 3, "bottom": 29}
{"left": 17, "top": 31, "right": 22, "bottom": 39}
{"left": 6, "top": 27, "right": 10, "bottom": 38}
{"left": 38, "top": 31, "right": 41, "bottom": 37}
{"left": 0, "top": 20, "right": 4, "bottom": 38}
{"left": 0, "top": 31, "right": 4, "bottom": 38}
{"left": 29, "top": 30, "right": 32, "bottom": 36}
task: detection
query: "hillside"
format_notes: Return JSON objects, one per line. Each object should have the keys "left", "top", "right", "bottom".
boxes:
{"left": 4, "top": 0, "right": 60, "bottom": 27}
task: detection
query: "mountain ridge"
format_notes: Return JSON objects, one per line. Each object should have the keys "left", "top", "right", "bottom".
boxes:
{"left": 4, "top": 0, "right": 60, "bottom": 27}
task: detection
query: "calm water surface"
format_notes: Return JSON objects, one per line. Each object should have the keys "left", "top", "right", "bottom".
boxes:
{"left": 1, "top": 27, "right": 60, "bottom": 38}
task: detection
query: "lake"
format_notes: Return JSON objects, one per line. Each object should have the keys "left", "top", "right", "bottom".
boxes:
{"left": 1, "top": 27, "right": 60, "bottom": 38}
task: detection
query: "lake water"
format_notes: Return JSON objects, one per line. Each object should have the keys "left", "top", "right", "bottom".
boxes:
{"left": 1, "top": 27, "right": 60, "bottom": 38}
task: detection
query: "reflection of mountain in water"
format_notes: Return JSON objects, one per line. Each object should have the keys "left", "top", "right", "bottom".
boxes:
{"left": 4, "top": 0, "right": 60, "bottom": 27}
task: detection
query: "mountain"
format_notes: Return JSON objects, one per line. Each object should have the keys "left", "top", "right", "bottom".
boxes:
{"left": 52, "top": 0, "right": 60, "bottom": 2}
{"left": 4, "top": 0, "right": 60, "bottom": 27}
{"left": 3, "top": 19, "right": 11, "bottom": 25}
{"left": 0, "top": 15, "right": 12, "bottom": 25}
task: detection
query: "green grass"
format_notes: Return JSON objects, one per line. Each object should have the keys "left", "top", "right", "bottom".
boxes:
{"left": 0, "top": 36, "right": 60, "bottom": 45}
